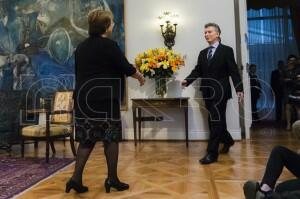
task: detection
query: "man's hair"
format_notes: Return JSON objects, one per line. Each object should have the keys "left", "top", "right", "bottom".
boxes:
{"left": 88, "top": 9, "right": 113, "bottom": 36}
{"left": 205, "top": 23, "right": 221, "bottom": 34}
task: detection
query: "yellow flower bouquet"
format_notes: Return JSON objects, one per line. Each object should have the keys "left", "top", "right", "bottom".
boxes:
{"left": 135, "top": 48, "right": 185, "bottom": 97}
{"left": 135, "top": 48, "right": 185, "bottom": 79}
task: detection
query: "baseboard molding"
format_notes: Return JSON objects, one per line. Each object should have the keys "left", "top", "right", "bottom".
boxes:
{"left": 123, "top": 128, "right": 242, "bottom": 140}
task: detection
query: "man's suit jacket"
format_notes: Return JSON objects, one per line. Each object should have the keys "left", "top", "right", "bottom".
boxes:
{"left": 185, "top": 43, "right": 243, "bottom": 101}
{"left": 271, "top": 69, "right": 283, "bottom": 96}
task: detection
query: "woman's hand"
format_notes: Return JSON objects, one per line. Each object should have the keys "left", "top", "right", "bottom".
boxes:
{"left": 181, "top": 80, "right": 188, "bottom": 88}
{"left": 132, "top": 71, "right": 145, "bottom": 86}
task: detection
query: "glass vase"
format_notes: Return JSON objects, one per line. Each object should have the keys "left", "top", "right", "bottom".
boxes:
{"left": 155, "top": 78, "right": 167, "bottom": 98}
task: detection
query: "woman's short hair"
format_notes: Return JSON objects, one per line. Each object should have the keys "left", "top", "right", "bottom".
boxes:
{"left": 88, "top": 9, "right": 113, "bottom": 36}
{"left": 288, "top": 54, "right": 298, "bottom": 61}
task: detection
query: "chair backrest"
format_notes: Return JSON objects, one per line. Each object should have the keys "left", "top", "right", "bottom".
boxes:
{"left": 51, "top": 91, "right": 73, "bottom": 124}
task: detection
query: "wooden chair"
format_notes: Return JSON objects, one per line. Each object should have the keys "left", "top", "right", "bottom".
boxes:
{"left": 21, "top": 91, "right": 76, "bottom": 163}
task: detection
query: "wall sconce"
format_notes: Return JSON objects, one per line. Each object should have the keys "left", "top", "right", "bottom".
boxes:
{"left": 158, "top": 11, "right": 179, "bottom": 49}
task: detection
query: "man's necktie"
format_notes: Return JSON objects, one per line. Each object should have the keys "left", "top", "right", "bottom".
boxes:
{"left": 207, "top": 47, "right": 214, "bottom": 62}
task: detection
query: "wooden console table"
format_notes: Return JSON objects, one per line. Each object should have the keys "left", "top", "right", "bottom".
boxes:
{"left": 131, "top": 97, "right": 189, "bottom": 147}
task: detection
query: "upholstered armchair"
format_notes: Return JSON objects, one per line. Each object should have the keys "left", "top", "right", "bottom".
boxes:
{"left": 21, "top": 91, "right": 76, "bottom": 163}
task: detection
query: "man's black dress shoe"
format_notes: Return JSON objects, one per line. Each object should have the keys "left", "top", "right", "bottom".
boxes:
{"left": 199, "top": 153, "right": 218, "bottom": 164}
{"left": 220, "top": 141, "right": 234, "bottom": 154}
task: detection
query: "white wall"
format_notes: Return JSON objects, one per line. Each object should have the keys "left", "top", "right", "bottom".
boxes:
{"left": 122, "top": 0, "right": 246, "bottom": 140}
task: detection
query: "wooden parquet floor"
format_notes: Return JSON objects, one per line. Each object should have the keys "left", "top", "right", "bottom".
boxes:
{"left": 3, "top": 124, "right": 299, "bottom": 199}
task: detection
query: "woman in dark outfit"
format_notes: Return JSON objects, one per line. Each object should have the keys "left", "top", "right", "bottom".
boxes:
{"left": 66, "top": 9, "right": 145, "bottom": 193}
{"left": 282, "top": 55, "right": 298, "bottom": 130}
{"left": 244, "top": 146, "right": 300, "bottom": 199}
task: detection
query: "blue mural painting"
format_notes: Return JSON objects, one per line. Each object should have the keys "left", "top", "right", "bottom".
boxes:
{"left": 0, "top": 0, "right": 125, "bottom": 97}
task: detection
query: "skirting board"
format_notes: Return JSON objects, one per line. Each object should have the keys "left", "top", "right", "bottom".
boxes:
{"left": 123, "top": 128, "right": 242, "bottom": 140}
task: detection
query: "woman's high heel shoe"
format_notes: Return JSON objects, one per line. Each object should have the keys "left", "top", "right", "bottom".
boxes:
{"left": 65, "top": 179, "right": 88, "bottom": 193}
{"left": 104, "top": 178, "right": 129, "bottom": 193}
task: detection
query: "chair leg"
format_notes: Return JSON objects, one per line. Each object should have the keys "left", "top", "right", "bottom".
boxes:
{"left": 21, "top": 139, "right": 25, "bottom": 158}
{"left": 46, "top": 140, "right": 49, "bottom": 163}
{"left": 6, "top": 145, "right": 12, "bottom": 153}
{"left": 50, "top": 141, "right": 56, "bottom": 154}
{"left": 70, "top": 135, "right": 77, "bottom": 157}
{"left": 34, "top": 141, "right": 38, "bottom": 149}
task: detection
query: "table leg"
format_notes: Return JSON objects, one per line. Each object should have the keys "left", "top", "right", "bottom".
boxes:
{"left": 133, "top": 107, "right": 137, "bottom": 146}
{"left": 184, "top": 107, "right": 189, "bottom": 147}
{"left": 138, "top": 108, "right": 142, "bottom": 141}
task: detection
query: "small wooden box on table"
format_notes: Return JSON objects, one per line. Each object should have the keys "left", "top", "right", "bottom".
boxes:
{"left": 131, "top": 97, "right": 189, "bottom": 147}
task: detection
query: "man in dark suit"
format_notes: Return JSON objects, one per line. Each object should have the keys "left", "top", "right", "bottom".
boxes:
{"left": 249, "top": 64, "right": 261, "bottom": 122}
{"left": 270, "top": 60, "right": 284, "bottom": 121}
{"left": 181, "top": 23, "right": 243, "bottom": 164}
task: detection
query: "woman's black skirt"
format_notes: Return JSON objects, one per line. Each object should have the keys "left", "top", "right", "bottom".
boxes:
{"left": 74, "top": 98, "right": 122, "bottom": 144}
